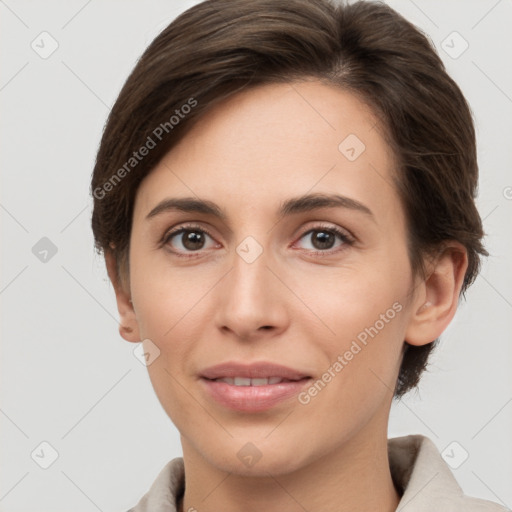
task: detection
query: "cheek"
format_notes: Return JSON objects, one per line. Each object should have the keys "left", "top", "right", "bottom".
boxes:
{"left": 129, "top": 251, "right": 219, "bottom": 372}
{"left": 290, "top": 250, "right": 411, "bottom": 388}
{"left": 291, "top": 252, "right": 409, "bottom": 334}
{"left": 129, "top": 242, "right": 200, "bottom": 332}
{"left": 129, "top": 257, "right": 207, "bottom": 425}
{"left": 295, "top": 274, "right": 407, "bottom": 431}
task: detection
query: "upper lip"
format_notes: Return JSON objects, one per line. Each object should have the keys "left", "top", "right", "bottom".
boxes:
{"left": 200, "top": 361, "right": 311, "bottom": 381}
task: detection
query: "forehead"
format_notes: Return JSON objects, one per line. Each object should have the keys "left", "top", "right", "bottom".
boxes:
{"left": 134, "top": 81, "right": 401, "bottom": 225}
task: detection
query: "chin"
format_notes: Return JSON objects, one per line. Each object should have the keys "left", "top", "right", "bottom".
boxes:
{"left": 201, "top": 438, "right": 310, "bottom": 477}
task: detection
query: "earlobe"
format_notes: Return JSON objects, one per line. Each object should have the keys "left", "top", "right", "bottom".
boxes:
{"left": 405, "top": 243, "right": 468, "bottom": 347}
{"left": 105, "top": 250, "right": 141, "bottom": 343}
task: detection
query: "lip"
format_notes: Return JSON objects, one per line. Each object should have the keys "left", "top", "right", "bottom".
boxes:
{"left": 199, "top": 361, "right": 311, "bottom": 380}
{"left": 200, "top": 377, "right": 312, "bottom": 412}
{"left": 199, "top": 361, "right": 312, "bottom": 412}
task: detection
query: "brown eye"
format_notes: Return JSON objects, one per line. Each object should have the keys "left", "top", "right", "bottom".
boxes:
{"left": 295, "top": 225, "right": 353, "bottom": 255}
{"left": 180, "top": 230, "right": 206, "bottom": 251}
{"left": 163, "top": 226, "right": 217, "bottom": 255}
{"left": 309, "top": 230, "right": 336, "bottom": 250}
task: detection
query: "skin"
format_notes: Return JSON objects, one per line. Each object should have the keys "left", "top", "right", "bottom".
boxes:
{"left": 106, "top": 80, "right": 467, "bottom": 512}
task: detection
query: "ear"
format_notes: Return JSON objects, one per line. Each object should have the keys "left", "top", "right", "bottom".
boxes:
{"left": 105, "top": 250, "right": 140, "bottom": 343}
{"left": 405, "top": 242, "right": 468, "bottom": 346}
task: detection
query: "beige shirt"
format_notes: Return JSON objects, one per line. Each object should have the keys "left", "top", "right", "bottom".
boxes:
{"left": 127, "top": 434, "right": 509, "bottom": 511}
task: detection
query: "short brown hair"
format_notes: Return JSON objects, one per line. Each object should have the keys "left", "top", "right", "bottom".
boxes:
{"left": 90, "top": 0, "right": 487, "bottom": 398}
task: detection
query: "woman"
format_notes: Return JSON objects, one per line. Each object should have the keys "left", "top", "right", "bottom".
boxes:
{"left": 90, "top": 0, "right": 508, "bottom": 510}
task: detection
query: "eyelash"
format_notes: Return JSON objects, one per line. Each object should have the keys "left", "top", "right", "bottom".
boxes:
{"left": 160, "top": 222, "right": 355, "bottom": 259}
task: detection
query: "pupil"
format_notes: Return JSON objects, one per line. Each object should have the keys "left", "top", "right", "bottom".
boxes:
{"left": 183, "top": 231, "right": 204, "bottom": 250}
{"left": 313, "top": 230, "right": 334, "bottom": 250}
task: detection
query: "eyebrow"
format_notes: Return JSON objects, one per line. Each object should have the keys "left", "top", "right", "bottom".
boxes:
{"left": 145, "top": 192, "right": 374, "bottom": 222}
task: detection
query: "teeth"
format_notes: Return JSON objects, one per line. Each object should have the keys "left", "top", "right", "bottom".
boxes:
{"left": 214, "top": 377, "right": 289, "bottom": 386}
{"left": 250, "top": 378, "right": 269, "bottom": 386}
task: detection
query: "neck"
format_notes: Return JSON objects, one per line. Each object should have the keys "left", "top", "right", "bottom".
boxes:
{"left": 178, "top": 424, "right": 401, "bottom": 512}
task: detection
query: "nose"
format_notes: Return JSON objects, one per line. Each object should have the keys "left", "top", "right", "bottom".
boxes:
{"left": 213, "top": 243, "right": 289, "bottom": 341}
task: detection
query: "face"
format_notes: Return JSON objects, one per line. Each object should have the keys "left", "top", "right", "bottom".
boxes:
{"left": 125, "top": 81, "right": 422, "bottom": 476}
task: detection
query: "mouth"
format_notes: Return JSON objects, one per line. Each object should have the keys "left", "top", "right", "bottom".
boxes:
{"left": 198, "top": 361, "right": 312, "bottom": 412}
{"left": 204, "top": 376, "right": 309, "bottom": 386}
{"left": 199, "top": 361, "right": 311, "bottom": 381}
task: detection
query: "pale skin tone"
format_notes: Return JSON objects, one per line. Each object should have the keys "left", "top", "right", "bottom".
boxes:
{"left": 106, "top": 81, "right": 467, "bottom": 512}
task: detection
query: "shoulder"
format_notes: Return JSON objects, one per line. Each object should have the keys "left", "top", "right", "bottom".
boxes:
{"left": 126, "top": 457, "right": 184, "bottom": 512}
{"left": 388, "top": 434, "right": 510, "bottom": 512}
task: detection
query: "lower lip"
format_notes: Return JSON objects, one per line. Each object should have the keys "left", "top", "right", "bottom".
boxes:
{"left": 200, "top": 377, "right": 311, "bottom": 412}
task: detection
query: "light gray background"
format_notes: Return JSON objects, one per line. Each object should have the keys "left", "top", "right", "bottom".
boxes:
{"left": 1, "top": 1, "right": 511, "bottom": 511}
